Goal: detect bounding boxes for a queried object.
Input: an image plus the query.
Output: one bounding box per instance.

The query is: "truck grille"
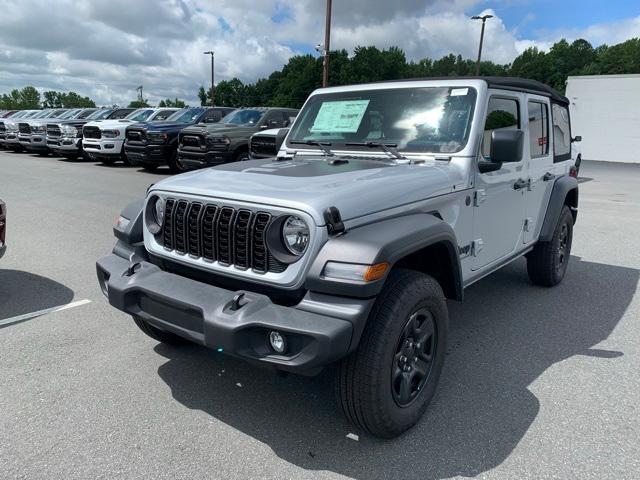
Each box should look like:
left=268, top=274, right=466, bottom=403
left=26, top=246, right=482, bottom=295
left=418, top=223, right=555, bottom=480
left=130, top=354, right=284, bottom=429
left=126, top=128, right=146, bottom=142
left=180, top=133, right=203, bottom=148
left=46, top=124, right=61, bottom=138
left=83, top=126, right=101, bottom=139
left=18, top=123, right=31, bottom=134
left=160, top=198, right=287, bottom=274
left=250, top=135, right=277, bottom=158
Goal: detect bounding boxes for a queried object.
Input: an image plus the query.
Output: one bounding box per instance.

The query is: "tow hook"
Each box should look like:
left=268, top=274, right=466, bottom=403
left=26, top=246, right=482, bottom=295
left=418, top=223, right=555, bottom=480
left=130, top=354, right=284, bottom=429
left=124, top=262, right=141, bottom=277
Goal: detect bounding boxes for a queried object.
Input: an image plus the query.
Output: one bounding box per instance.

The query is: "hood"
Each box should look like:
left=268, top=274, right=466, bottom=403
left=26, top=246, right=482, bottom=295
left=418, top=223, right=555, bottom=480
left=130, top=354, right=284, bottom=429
left=150, top=157, right=454, bottom=226
left=183, top=123, right=256, bottom=137
left=126, top=120, right=190, bottom=131
left=84, top=119, right=135, bottom=131
left=54, top=119, right=92, bottom=128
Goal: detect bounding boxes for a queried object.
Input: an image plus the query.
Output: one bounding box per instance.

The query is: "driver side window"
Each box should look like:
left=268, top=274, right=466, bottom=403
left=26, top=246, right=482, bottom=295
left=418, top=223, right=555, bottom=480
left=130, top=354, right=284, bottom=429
left=482, top=97, right=520, bottom=158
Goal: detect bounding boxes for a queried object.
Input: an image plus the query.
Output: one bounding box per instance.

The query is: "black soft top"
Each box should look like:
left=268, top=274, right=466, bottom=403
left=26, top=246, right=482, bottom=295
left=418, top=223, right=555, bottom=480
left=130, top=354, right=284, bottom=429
left=373, top=76, right=569, bottom=105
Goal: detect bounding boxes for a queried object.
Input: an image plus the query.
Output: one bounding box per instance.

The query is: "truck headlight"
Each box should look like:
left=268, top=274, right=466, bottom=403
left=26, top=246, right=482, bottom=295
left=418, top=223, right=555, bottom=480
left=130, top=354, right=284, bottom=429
left=102, top=129, right=120, bottom=138
left=145, top=195, right=164, bottom=234
left=266, top=215, right=310, bottom=264
left=147, top=131, right=168, bottom=144
left=282, top=215, right=309, bottom=255
left=61, top=125, right=77, bottom=136
left=32, top=125, right=46, bottom=133
left=206, top=136, right=230, bottom=149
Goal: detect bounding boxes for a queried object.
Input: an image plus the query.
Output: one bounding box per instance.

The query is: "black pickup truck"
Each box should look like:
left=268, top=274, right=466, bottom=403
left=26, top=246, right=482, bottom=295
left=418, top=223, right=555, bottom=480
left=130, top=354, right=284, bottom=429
left=124, top=107, right=234, bottom=172
left=176, top=107, right=298, bottom=170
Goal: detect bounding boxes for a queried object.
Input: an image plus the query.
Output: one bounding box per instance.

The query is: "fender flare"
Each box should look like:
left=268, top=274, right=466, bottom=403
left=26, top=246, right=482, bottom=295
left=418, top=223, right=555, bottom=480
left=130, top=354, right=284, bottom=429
left=305, top=213, right=463, bottom=300
left=539, top=175, right=578, bottom=242
left=113, top=199, right=144, bottom=245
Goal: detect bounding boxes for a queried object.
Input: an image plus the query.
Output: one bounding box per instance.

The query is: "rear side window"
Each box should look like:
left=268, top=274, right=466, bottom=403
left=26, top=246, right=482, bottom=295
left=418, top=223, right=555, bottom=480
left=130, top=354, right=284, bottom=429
left=482, top=97, right=520, bottom=158
left=552, top=104, right=571, bottom=162
left=528, top=101, right=549, bottom=158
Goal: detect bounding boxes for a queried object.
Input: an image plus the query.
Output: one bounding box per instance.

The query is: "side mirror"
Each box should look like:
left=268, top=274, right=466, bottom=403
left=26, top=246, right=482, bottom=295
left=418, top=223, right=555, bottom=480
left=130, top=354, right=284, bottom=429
left=571, top=135, right=582, bottom=143
left=490, top=129, right=524, bottom=164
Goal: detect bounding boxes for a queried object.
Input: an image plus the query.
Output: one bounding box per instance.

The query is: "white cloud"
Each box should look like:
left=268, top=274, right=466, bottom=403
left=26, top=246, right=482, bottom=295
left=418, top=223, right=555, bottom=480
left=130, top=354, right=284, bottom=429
left=0, top=0, right=637, bottom=106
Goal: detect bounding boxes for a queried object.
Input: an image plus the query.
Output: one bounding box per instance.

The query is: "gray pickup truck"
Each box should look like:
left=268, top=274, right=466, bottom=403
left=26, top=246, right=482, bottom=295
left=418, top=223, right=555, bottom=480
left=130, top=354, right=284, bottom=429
left=97, top=77, right=579, bottom=438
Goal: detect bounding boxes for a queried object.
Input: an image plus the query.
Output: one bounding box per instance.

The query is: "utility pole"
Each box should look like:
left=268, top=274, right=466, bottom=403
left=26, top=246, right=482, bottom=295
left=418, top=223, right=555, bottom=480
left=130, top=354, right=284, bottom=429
left=471, top=14, right=493, bottom=76
left=322, top=0, right=332, bottom=87
left=203, top=51, right=215, bottom=107
left=136, top=85, right=143, bottom=103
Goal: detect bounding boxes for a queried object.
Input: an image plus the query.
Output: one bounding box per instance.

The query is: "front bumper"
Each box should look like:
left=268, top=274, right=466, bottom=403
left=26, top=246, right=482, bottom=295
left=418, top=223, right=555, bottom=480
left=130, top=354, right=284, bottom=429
left=97, top=253, right=368, bottom=372
left=24, top=133, right=49, bottom=151
left=83, top=139, right=124, bottom=156
left=48, top=136, right=81, bottom=153
left=124, top=143, right=173, bottom=165
left=5, top=133, right=20, bottom=146
left=177, top=147, right=233, bottom=169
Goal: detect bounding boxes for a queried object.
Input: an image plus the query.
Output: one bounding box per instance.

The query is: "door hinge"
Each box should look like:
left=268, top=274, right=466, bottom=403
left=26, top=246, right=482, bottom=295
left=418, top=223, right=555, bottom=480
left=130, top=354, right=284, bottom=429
left=471, top=239, right=484, bottom=257
left=474, top=189, right=486, bottom=207
left=524, top=218, right=533, bottom=232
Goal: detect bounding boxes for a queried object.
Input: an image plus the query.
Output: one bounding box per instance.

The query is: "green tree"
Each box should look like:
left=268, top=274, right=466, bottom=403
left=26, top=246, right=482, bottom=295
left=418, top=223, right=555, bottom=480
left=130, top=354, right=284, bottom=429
left=42, top=91, right=63, bottom=108
left=61, top=91, right=96, bottom=107
left=18, top=86, right=41, bottom=109
left=158, top=98, right=186, bottom=108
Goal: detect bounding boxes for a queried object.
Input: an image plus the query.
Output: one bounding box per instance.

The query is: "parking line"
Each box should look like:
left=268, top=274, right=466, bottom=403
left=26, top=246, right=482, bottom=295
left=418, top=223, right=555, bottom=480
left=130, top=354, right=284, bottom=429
left=0, top=299, right=92, bottom=328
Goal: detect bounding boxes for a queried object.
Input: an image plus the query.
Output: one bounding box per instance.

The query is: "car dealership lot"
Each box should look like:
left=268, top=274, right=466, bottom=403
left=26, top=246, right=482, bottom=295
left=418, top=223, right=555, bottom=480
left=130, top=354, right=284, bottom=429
left=0, top=152, right=638, bottom=479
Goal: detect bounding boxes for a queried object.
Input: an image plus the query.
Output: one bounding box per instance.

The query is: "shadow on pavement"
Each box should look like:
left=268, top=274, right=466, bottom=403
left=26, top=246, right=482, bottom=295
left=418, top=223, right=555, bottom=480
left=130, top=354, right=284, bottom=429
left=0, top=270, right=74, bottom=325
left=154, top=256, right=638, bottom=479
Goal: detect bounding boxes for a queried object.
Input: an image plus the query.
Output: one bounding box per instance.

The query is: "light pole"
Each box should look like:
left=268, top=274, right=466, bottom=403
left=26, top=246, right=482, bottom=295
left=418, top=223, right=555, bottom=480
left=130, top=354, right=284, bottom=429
left=320, top=0, right=332, bottom=87
left=203, top=51, right=215, bottom=107
left=471, top=14, right=493, bottom=76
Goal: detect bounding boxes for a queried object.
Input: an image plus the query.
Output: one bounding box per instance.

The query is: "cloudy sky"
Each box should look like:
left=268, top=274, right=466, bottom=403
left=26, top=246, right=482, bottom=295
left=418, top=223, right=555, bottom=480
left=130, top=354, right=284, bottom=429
left=0, top=0, right=638, bottom=106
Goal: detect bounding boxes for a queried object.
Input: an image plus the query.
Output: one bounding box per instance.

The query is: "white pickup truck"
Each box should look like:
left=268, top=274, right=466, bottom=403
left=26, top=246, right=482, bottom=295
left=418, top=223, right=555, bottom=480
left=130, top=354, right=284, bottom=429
left=82, top=108, right=177, bottom=165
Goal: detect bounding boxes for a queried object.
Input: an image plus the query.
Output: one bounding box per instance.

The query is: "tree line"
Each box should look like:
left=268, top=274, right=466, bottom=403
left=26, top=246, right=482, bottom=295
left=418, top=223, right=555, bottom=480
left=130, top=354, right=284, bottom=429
left=2, top=37, right=638, bottom=111
left=201, top=37, right=640, bottom=109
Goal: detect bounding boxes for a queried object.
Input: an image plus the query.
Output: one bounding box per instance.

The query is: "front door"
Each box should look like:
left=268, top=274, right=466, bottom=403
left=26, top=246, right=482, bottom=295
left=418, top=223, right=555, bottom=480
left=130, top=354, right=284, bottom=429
left=472, top=94, right=526, bottom=270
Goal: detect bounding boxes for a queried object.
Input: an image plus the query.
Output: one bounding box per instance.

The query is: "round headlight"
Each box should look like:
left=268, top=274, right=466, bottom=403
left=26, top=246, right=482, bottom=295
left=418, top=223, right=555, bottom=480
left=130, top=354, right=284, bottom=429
left=281, top=215, right=309, bottom=256
left=145, top=195, right=164, bottom=235
left=154, top=197, right=165, bottom=227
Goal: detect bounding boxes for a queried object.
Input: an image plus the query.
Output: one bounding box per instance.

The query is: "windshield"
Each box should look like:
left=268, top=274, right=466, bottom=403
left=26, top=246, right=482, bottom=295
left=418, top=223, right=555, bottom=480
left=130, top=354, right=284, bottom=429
left=287, top=86, right=478, bottom=154
left=223, top=109, right=265, bottom=126
left=87, top=109, right=113, bottom=120
left=33, top=110, right=51, bottom=118
left=126, top=109, right=154, bottom=121
left=59, top=109, right=81, bottom=119
left=166, top=108, right=204, bottom=123
left=48, top=109, right=67, bottom=118
left=108, top=109, right=134, bottom=120
left=77, top=109, right=97, bottom=119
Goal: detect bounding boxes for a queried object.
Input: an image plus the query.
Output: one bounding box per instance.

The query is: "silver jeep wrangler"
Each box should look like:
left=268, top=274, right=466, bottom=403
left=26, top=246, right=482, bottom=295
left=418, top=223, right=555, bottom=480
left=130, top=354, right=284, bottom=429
left=97, top=77, right=579, bottom=438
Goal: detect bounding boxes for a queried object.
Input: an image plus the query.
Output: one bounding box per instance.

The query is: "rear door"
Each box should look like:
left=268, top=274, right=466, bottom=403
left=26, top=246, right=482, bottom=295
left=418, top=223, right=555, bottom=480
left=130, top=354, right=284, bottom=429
left=523, top=96, right=554, bottom=244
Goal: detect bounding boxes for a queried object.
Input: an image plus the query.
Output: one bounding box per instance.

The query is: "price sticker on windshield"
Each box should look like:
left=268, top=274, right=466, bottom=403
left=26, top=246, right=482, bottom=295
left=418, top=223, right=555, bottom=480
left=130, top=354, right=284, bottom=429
left=310, top=100, right=370, bottom=133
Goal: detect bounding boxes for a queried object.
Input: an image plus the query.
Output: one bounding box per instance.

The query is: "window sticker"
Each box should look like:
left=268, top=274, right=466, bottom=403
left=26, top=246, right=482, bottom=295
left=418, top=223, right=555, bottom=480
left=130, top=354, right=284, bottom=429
left=450, top=88, right=469, bottom=96
left=310, top=100, right=370, bottom=133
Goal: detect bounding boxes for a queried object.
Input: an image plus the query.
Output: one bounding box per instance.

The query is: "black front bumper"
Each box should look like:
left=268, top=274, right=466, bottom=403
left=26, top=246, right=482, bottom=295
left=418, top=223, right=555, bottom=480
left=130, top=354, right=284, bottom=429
left=97, top=253, right=367, bottom=372
left=177, top=147, right=234, bottom=169
left=124, top=143, right=173, bottom=165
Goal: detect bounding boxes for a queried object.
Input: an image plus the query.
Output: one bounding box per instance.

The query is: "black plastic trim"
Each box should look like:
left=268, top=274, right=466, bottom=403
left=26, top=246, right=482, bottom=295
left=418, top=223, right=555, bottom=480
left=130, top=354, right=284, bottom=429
left=113, top=199, right=144, bottom=244
left=538, top=175, right=578, bottom=242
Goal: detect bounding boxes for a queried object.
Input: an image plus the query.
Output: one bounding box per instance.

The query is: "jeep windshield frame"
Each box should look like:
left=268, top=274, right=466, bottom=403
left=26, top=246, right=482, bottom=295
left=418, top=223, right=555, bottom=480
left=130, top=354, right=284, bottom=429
left=286, top=86, right=478, bottom=155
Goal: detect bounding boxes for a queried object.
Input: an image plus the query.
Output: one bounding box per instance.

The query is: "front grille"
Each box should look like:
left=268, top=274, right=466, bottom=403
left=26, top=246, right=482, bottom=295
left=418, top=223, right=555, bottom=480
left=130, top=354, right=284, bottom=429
left=126, top=129, right=146, bottom=142
left=18, top=123, right=31, bottom=134
left=47, top=124, right=61, bottom=138
left=180, top=133, right=203, bottom=148
left=159, top=198, right=287, bottom=274
left=250, top=135, right=277, bottom=157
left=83, top=126, right=101, bottom=139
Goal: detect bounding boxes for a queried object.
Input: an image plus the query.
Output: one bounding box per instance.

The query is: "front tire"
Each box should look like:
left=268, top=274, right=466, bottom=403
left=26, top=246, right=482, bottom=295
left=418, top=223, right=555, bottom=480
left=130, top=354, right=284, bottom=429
left=132, top=315, right=189, bottom=346
left=336, top=269, right=448, bottom=438
left=527, top=205, right=574, bottom=286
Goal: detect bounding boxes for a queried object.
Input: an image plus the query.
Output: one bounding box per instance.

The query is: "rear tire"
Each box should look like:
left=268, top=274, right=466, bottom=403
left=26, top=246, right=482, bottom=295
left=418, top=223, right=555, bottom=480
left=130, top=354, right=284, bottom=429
left=527, top=205, right=574, bottom=286
left=168, top=150, right=186, bottom=173
left=132, top=315, right=189, bottom=346
left=336, top=269, right=448, bottom=438
left=234, top=149, right=250, bottom=162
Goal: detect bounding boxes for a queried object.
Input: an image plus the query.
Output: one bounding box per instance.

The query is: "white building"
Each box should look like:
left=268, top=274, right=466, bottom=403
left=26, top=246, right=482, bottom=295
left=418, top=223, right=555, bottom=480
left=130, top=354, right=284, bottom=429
left=565, top=74, right=640, bottom=163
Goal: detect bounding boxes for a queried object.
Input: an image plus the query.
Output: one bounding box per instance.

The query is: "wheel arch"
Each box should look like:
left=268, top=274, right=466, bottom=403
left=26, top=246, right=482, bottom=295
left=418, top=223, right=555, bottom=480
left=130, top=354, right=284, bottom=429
left=305, top=213, right=463, bottom=301
left=539, top=175, right=579, bottom=242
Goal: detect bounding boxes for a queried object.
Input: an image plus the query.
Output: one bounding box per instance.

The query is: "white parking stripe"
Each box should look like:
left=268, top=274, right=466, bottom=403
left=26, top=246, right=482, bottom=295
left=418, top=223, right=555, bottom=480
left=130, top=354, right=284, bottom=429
left=0, top=299, right=92, bottom=327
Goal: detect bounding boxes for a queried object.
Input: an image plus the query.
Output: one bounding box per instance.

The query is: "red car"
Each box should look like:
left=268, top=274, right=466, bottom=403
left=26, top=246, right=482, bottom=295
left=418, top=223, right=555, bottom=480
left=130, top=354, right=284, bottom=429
left=0, top=199, right=6, bottom=259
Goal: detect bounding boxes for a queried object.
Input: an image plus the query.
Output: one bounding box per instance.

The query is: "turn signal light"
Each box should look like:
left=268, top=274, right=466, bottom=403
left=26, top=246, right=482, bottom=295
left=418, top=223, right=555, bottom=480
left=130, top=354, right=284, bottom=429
left=363, top=262, right=390, bottom=282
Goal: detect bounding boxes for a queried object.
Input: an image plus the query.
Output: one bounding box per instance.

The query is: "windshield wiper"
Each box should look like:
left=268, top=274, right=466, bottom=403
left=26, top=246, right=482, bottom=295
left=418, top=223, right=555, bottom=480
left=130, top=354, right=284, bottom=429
left=289, top=139, right=335, bottom=157
left=345, top=141, right=407, bottom=160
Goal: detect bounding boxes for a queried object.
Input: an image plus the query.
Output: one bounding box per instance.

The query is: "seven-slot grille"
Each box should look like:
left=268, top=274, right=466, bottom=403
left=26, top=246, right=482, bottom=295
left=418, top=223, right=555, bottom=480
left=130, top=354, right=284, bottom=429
left=250, top=135, right=277, bottom=157
left=83, top=126, right=101, bottom=139
left=18, top=123, right=31, bottom=134
left=159, top=198, right=287, bottom=274
left=46, top=124, right=61, bottom=138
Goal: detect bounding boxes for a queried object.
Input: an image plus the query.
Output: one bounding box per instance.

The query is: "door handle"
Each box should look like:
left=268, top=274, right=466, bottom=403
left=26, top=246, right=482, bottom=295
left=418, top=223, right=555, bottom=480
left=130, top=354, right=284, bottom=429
left=543, top=172, right=555, bottom=181
left=513, top=178, right=530, bottom=190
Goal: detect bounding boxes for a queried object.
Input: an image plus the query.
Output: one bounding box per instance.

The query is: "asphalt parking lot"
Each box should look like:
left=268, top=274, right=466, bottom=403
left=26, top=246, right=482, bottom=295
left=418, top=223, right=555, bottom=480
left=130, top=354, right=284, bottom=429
left=0, top=151, right=638, bottom=480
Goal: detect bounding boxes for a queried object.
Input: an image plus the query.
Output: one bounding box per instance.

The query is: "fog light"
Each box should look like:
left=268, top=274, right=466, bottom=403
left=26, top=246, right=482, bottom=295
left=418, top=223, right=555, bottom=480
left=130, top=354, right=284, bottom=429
left=269, top=331, right=287, bottom=354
